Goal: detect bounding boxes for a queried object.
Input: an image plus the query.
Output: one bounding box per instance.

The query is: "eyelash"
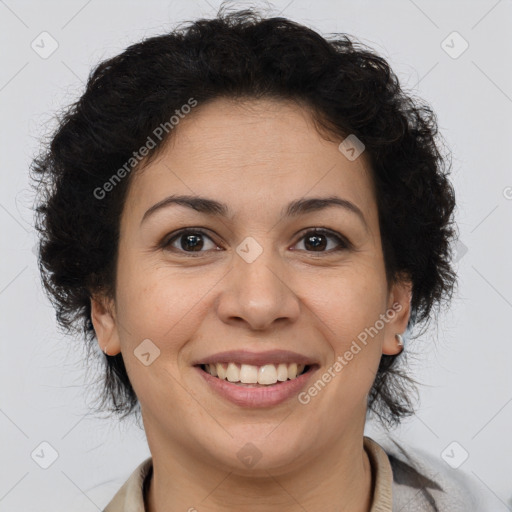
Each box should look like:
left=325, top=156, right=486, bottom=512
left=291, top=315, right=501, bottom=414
left=161, top=228, right=352, bottom=256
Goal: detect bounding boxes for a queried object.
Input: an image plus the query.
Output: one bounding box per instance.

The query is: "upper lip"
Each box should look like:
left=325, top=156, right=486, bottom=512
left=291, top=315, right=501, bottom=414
left=192, top=350, right=318, bottom=367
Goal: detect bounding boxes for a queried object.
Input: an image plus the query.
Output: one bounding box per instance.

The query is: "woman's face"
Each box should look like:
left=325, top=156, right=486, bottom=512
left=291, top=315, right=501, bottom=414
left=92, top=97, right=411, bottom=473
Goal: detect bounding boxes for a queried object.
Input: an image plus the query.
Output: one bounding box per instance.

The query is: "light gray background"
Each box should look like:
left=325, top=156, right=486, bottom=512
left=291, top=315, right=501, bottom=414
left=1, top=0, right=511, bottom=510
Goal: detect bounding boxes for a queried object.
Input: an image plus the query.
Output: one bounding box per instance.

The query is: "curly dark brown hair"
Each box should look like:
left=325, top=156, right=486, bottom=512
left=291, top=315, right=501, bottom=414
left=31, top=5, right=457, bottom=427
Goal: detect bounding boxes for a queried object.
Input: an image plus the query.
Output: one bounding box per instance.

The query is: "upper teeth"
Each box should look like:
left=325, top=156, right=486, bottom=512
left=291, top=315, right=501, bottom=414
left=205, top=363, right=306, bottom=385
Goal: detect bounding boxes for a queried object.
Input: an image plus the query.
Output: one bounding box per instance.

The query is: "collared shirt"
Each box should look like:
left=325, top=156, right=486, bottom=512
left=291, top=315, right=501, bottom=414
left=103, top=436, right=393, bottom=512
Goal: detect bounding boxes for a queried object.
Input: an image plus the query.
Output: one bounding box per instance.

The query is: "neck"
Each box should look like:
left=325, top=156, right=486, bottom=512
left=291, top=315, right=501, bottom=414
left=145, top=432, right=374, bottom=512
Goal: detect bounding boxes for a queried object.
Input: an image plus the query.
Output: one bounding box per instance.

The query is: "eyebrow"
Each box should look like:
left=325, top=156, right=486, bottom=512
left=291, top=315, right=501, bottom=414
left=141, top=194, right=368, bottom=229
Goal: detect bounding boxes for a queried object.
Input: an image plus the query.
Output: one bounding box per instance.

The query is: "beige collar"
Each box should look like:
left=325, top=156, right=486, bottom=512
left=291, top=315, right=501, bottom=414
left=364, top=436, right=393, bottom=511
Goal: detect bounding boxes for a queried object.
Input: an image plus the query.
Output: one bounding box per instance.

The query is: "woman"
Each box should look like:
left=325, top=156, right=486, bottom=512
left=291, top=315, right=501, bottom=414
left=31, top=5, right=491, bottom=511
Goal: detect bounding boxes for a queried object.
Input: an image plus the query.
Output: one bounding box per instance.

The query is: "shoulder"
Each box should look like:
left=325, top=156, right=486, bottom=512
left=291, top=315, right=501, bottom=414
left=373, top=434, right=495, bottom=511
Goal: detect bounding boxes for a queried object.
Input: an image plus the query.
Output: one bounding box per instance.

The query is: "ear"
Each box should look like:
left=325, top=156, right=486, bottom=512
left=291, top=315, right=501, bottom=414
left=90, top=294, right=121, bottom=356
left=382, top=276, right=412, bottom=356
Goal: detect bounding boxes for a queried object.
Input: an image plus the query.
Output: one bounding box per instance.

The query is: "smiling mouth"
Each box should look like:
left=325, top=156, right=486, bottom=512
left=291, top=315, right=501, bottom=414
left=197, top=362, right=314, bottom=387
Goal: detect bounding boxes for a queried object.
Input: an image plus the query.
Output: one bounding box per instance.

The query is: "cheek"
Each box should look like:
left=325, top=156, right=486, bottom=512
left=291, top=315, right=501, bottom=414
left=307, top=266, right=388, bottom=394
left=314, top=267, right=388, bottom=338
left=112, top=262, right=209, bottom=411
left=295, top=272, right=388, bottom=428
left=116, top=250, right=185, bottom=333
left=114, top=255, right=220, bottom=360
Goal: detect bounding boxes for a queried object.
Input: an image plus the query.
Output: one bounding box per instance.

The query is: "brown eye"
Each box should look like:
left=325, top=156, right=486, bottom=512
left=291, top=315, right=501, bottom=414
left=294, top=229, right=349, bottom=253
left=163, top=229, right=218, bottom=254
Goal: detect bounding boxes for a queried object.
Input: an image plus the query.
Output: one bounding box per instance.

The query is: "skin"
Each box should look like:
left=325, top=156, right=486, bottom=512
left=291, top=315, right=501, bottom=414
left=92, top=97, right=412, bottom=512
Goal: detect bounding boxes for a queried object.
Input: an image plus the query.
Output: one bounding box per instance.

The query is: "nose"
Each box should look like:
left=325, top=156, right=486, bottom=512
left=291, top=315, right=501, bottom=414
left=215, top=247, right=301, bottom=331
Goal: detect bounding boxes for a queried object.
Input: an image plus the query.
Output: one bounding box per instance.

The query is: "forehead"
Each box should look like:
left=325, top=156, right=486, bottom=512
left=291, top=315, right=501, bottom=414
left=125, top=97, right=376, bottom=223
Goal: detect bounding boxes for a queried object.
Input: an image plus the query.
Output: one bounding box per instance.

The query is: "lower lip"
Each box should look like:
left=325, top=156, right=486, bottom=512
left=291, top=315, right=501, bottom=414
left=195, top=365, right=318, bottom=408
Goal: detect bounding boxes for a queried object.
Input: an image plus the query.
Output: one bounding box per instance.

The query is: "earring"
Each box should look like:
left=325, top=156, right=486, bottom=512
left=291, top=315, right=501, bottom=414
left=395, top=333, right=404, bottom=353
